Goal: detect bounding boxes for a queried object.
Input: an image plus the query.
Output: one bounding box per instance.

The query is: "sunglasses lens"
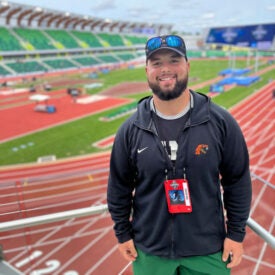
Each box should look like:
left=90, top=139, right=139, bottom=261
left=146, top=35, right=185, bottom=58
left=166, top=36, right=182, bottom=48
left=147, top=37, right=162, bottom=51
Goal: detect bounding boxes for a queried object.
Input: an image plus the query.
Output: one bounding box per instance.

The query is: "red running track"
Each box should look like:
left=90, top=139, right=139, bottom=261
left=0, top=89, right=131, bottom=142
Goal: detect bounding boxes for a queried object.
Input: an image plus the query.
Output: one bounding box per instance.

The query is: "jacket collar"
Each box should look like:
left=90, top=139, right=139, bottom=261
left=135, top=90, right=211, bottom=130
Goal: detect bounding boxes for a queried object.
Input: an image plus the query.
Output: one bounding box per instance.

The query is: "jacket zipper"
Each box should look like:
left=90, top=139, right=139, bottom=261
left=139, top=119, right=188, bottom=258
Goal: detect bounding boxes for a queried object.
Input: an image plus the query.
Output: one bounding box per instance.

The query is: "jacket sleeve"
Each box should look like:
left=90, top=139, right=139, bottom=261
left=219, top=111, right=252, bottom=242
left=107, top=123, right=136, bottom=243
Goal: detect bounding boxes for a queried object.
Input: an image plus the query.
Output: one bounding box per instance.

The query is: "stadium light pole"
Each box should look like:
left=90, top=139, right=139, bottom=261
left=246, top=49, right=251, bottom=67
left=254, top=50, right=259, bottom=73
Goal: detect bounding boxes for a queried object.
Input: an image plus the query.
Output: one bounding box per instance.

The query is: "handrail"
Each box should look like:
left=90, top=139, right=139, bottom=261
left=246, top=217, right=275, bottom=249
left=0, top=204, right=274, bottom=249
left=251, top=172, right=275, bottom=189
left=0, top=205, right=108, bottom=232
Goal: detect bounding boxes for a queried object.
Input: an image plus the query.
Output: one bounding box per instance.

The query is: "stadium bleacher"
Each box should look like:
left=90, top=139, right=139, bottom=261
left=13, top=28, right=55, bottom=50
left=0, top=21, right=273, bottom=78
left=6, top=60, right=47, bottom=74
left=0, top=27, right=24, bottom=51
left=0, top=25, right=151, bottom=77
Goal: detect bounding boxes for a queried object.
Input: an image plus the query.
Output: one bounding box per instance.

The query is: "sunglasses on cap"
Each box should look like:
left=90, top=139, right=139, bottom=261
left=145, top=35, right=187, bottom=59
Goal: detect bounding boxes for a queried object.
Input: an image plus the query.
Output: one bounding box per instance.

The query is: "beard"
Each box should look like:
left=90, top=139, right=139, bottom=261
left=148, top=75, right=188, bottom=101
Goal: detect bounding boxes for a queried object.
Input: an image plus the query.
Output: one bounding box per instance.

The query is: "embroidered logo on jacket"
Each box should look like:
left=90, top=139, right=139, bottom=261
left=195, top=144, right=209, bottom=155
left=137, top=147, right=148, bottom=154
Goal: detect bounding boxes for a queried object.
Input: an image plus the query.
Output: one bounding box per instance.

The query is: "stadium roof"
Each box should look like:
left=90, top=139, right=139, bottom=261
left=2, top=0, right=275, bottom=34
left=0, top=1, right=173, bottom=34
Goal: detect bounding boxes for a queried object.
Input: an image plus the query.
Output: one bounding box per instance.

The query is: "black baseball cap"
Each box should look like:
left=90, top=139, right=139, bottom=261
left=145, top=35, right=187, bottom=60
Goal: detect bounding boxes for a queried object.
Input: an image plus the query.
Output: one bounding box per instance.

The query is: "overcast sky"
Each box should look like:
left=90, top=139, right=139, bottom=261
left=9, top=0, right=275, bottom=33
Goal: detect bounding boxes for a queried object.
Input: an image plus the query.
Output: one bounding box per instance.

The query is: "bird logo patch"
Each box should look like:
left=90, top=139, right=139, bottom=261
left=195, top=144, right=209, bottom=155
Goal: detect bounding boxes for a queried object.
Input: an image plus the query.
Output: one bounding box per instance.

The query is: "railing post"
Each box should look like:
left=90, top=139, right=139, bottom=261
left=247, top=217, right=275, bottom=249
left=0, top=245, right=24, bottom=274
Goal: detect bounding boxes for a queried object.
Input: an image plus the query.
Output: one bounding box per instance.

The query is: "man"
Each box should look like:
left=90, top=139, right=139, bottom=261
left=107, top=34, right=252, bottom=274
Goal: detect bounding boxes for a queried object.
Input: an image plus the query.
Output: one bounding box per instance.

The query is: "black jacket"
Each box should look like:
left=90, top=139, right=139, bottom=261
left=107, top=91, right=252, bottom=258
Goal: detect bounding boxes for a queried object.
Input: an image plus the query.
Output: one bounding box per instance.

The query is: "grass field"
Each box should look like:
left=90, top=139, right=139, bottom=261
left=0, top=58, right=273, bottom=166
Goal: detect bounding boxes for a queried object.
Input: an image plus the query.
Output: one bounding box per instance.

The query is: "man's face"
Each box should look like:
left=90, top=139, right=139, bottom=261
left=145, top=49, right=190, bottom=101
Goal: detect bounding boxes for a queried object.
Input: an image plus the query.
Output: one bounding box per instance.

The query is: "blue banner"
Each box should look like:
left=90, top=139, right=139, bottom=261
left=205, top=23, right=275, bottom=50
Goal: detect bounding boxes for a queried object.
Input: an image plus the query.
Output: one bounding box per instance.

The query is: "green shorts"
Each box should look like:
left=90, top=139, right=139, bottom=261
left=133, top=248, right=230, bottom=275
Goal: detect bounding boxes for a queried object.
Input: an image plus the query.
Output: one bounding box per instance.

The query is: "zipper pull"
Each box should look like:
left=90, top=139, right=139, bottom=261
left=173, top=166, right=176, bottom=177
left=165, top=169, right=168, bottom=180
left=183, top=167, right=187, bottom=179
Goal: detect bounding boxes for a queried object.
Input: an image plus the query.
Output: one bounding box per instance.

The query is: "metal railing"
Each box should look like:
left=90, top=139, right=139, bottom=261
left=0, top=205, right=108, bottom=232
left=0, top=172, right=274, bottom=274
left=0, top=204, right=274, bottom=249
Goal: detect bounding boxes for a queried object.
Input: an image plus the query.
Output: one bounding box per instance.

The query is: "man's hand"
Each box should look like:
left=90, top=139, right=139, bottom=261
left=222, top=237, right=244, bottom=268
left=118, top=239, right=138, bottom=262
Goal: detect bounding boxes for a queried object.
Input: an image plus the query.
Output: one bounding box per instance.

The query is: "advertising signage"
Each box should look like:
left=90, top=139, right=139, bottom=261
left=205, top=23, right=275, bottom=50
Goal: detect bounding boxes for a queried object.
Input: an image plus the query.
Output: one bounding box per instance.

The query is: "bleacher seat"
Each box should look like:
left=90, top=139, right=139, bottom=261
left=124, top=35, right=147, bottom=45
left=72, top=56, right=100, bottom=66
left=43, top=59, right=77, bottom=69
left=97, top=54, right=120, bottom=63
left=71, top=31, right=103, bottom=48
left=0, top=27, right=23, bottom=51
left=0, top=65, right=10, bottom=76
left=6, top=61, right=47, bottom=74
left=13, top=28, right=55, bottom=50
left=45, top=30, right=80, bottom=49
left=116, top=52, right=137, bottom=61
left=97, top=33, right=125, bottom=47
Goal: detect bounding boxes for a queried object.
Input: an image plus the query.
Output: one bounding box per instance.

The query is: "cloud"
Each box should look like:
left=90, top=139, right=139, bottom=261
left=128, top=6, right=147, bottom=17
left=127, top=3, right=167, bottom=22
left=266, top=5, right=275, bottom=10
left=227, top=17, right=238, bottom=23
left=202, top=12, right=215, bottom=19
left=91, top=0, right=116, bottom=11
